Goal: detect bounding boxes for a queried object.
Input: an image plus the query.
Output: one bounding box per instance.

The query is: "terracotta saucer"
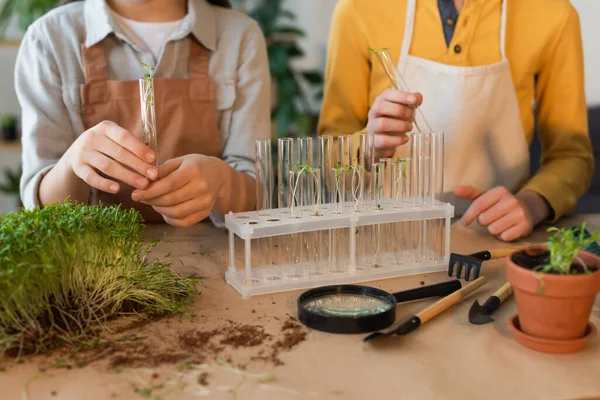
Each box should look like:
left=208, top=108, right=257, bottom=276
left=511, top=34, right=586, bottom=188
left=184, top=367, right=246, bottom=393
left=508, top=314, right=597, bottom=354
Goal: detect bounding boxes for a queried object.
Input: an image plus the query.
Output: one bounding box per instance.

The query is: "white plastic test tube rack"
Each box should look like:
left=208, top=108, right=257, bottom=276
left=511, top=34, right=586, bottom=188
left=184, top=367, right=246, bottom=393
left=225, top=133, right=453, bottom=298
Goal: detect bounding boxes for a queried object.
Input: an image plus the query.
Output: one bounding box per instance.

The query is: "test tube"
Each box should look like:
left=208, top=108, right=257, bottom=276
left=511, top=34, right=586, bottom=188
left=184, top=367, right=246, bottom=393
left=372, top=49, right=432, bottom=134
left=251, top=139, right=273, bottom=281
left=297, top=137, right=313, bottom=208
left=278, top=138, right=295, bottom=211
left=338, top=134, right=354, bottom=206
left=255, top=139, right=273, bottom=215
left=317, top=135, right=334, bottom=206
left=371, top=162, right=385, bottom=211
left=354, top=133, right=373, bottom=270
left=429, top=132, right=445, bottom=262
left=392, top=158, right=410, bottom=209
left=429, top=132, right=444, bottom=205
left=391, top=160, right=411, bottom=265
left=139, top=78, right=158, bottom=166
left=277, top=138, right=295, bottom=279
left=359, top=132, right=374, bottom=204
left=369, top=162, right=386, bottom=269
left=410, top=133, right=425, bottom=206
left=307, top=169, right=327, bottom=276
left=330, top=164, right=348, bottom=274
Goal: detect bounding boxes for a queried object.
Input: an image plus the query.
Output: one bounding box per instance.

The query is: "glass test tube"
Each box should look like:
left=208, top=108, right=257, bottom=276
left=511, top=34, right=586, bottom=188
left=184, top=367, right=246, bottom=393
left=317, top=135, right=334, bottom=206
left=255, top=139, right=273, bottom=271
left=307, top=168, right=327, bottom=276
left=429, top=132, right=445, bottom=261
left=278, top=138, right=295, bottom=211
left=372, top=49, right=432, bottom=134
left=354, top=133, right=375, bottom=270
left=358, top=132, right=374, bottom=207
left=368, top=162, right=386, bottom=269
left=338, top=134, right=354, bottom=206
left=331, top=136, right=350, bottom=273
left=255, top=139, right=273, bottom=215
left=316, top=137, right=333, bottom=276
left=139, top=78, right=158, bottom=166
left=420, top=133, right=432, bottom=262
left=408, top=134, right=423, bottom=263
left=430, top=132, right=444, bottom=204
left=393, top=159, right=411, bottom=266
left=410, top=133, right=425, bottom=206
left=277, top=138, right=295, bottom=279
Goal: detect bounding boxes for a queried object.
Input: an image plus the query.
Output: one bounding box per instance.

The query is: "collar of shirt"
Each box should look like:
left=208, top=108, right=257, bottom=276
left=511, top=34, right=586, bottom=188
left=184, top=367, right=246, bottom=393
left=83, top=0, right=216, bottom=51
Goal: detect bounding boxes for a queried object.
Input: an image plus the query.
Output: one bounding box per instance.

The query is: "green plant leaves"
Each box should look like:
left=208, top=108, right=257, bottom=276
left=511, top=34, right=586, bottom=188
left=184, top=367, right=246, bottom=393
left=544, top=222, right=600, bottom=275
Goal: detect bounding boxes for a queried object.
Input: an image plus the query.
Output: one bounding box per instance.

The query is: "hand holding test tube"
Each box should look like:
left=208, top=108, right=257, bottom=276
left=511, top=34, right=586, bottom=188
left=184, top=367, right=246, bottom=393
left=369, top=48, right=432, bottom=134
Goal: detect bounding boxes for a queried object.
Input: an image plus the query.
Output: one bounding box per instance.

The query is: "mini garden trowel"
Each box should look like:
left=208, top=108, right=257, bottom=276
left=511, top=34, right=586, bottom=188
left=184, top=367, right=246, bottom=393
left=468, top=282, right=513, bottom=325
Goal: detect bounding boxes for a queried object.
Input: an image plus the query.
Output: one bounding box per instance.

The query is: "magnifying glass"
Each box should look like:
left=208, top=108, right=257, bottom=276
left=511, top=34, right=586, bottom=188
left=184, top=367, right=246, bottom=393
left=297, top=280, right=462, bottom=334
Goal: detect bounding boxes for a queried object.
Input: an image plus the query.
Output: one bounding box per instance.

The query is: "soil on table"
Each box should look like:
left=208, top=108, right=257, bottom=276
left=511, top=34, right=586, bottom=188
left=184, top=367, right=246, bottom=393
left=1, top=313, right=309, bottom=372
left=512, top=250, right=599, bottom=275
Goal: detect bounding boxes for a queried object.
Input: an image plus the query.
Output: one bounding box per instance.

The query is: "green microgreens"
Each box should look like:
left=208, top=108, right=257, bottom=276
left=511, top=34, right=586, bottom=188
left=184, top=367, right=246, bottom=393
left=0, top=201, right=198, bottom=359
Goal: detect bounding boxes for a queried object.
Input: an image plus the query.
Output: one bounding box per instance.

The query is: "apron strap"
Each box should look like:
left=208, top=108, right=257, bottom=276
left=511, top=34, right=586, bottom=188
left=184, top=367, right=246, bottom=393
left=81, top=33, right=108, bottom=83
left=399, top=0, right=417, bottom=61
left=188, top=37, right=211, bottom=78
left=499, top=0, right=508, bottom=61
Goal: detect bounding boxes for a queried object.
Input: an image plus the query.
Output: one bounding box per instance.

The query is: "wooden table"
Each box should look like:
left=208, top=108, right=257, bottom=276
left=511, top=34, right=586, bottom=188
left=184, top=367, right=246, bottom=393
left=2, top=215, right=599, bottom=400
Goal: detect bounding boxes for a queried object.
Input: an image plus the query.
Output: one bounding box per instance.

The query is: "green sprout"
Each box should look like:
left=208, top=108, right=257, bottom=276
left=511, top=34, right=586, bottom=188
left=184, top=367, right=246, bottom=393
left=141, top=63, right=154, bottom=105
left=332, top=163, right=349, bottom=214
left=289, top=163, right=322, bottom=218
left=349, top=160, right=364, bottom=212
left=0, top=201, right=198, bottom=359
left=537, top=222, right=600, bottom=275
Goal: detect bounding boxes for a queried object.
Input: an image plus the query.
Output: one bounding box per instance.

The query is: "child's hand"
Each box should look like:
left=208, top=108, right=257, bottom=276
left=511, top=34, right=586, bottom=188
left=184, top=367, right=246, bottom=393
left=367, top=89, right=422, bottom=159
left=67, top=120, right=159, bottom=193
left=456, top=186, right=549, bottom=242
left=131, top=154, right=223, bottom=227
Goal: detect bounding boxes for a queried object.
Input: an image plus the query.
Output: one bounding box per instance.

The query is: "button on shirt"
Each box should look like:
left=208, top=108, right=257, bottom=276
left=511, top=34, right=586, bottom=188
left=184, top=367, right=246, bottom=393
left=15, top=0, right=271, bottom=218
left=438, top=0, right=459, bottom=47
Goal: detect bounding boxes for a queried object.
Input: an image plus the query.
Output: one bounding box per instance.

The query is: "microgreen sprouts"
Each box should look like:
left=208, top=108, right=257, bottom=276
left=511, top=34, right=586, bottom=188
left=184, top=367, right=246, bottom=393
left=140, top=63, right=158, bottom=165
left=349, top=160, right=364, bottom=212
left=0, top=201, right=198, bottom=359
left=536, top=222, right=600, bottom=275
left=289, top=162, right=321, bottom=218
left=393, top=158, right=408, bottom=207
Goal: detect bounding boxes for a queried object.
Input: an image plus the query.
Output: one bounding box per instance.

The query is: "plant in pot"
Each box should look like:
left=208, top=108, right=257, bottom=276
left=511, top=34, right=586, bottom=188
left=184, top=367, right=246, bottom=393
left=0, top=115, right=18, bottom=142
left=506, top=223, right=600, bottom=353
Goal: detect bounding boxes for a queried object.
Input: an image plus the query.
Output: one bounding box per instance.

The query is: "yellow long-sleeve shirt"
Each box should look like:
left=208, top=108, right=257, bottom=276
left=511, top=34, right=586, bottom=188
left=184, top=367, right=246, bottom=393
left=317, top=0, right=594, bottom=222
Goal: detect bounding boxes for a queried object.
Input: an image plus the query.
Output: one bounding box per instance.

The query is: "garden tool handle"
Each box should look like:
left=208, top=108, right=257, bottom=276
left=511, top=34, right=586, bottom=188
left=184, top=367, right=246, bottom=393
left=493, top=282, right=514, bottom=303
left=392, top=279, right=462, bottom=303
left=416, top=277, right=486, bottom=324
left=471, top=244, right=544, bottom=261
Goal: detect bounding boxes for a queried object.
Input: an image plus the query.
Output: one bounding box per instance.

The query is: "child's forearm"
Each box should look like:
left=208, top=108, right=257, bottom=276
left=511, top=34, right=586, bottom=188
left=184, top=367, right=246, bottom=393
left=213, top=160, right=257, bottom=218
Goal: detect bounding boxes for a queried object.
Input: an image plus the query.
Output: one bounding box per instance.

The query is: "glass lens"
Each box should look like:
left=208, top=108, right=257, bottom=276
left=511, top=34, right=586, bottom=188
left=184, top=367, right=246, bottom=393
left=302, top=293, right=393, bottom=317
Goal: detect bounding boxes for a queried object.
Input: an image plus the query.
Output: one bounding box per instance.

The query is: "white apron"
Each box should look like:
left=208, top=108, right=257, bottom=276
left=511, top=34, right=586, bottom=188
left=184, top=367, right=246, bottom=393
left=397, top=0, right=530, bottom=216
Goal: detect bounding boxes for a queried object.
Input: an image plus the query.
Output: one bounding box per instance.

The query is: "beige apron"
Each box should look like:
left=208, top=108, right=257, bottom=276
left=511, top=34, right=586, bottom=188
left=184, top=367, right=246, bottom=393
left=396, top=0, right=531, bottom=216
left=80, top=35, right=223, bottom=222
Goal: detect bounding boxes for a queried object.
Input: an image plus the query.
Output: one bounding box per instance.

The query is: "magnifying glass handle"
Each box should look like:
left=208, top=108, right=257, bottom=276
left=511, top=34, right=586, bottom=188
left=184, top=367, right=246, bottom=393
left=392, top=279, right=462, bottom=303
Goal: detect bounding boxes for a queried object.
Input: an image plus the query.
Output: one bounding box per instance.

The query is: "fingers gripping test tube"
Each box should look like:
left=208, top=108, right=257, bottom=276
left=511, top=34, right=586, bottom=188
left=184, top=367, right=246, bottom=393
left=371, top=48, right=432, bottom=134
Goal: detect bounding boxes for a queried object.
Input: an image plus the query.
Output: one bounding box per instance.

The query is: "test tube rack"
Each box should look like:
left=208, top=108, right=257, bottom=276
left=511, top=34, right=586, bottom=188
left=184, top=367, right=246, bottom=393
left=225, top=132, right=451, bottom=298
left=225, top=201, right=453, bottom=298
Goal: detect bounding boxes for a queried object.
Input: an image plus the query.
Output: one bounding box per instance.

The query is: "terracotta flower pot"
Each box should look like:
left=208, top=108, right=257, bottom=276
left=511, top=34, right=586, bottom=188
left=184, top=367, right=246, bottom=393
left=506, top=246, right=600, bottom=341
